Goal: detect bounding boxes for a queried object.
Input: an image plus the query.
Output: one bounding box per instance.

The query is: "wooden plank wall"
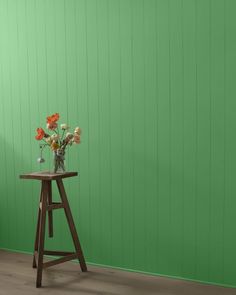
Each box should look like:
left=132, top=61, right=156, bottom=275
left=0, top=0, right=235, bottom=288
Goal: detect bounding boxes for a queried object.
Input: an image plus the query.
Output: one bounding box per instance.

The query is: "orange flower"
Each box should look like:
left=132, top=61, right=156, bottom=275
left=51, top=141, right=59, bottom=151
left=35, top=128, right=45, bottom=140
left=47, top=113, right=59, bottom=124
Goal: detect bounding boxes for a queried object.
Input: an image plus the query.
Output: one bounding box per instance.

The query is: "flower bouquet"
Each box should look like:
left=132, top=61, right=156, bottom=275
left=35, top=113, right=82, bottom=173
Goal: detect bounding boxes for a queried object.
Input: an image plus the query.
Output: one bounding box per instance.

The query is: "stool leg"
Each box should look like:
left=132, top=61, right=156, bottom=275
left=47, top=181, right=53, bottom=238
left=56, top=179, right=87, bottom=272
left=33, top=184, right=43, bottom=268
left=36, top=180, right=48, bottom=288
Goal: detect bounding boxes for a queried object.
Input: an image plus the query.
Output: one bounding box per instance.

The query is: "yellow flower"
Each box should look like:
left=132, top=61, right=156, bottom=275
left=51, top=141, right=59, bottom=151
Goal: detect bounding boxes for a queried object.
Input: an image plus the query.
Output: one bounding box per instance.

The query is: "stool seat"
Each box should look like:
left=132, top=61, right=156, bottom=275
left=20, top=171, right=87, bottom=288
left=20, top=171, right=78, bottom=180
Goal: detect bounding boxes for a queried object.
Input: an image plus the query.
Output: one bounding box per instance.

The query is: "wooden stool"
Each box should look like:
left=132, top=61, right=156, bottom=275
left=20, top=171, right=87, bottom=288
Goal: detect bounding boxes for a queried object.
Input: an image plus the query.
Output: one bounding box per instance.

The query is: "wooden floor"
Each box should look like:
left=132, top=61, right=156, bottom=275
left=0, top=250, right=236, bottom=295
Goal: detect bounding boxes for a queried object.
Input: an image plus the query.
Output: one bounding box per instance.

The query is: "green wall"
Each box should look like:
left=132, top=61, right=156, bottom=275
left=0, top=0, right=236, bottom=288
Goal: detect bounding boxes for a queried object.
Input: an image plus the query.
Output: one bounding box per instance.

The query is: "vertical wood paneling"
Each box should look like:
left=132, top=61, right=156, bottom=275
left=0, top=0, right=236, bottom=288
left=7, top=2, right=23, bottom=252
left=224, top=0, right=236, bottom=286
left=182, top=0, right=197, bottom=279
left=96, top=0, right=113, bottom=266
left=195, top=0, right=211, bottom=282
left=86, top=0, right=100, bottom=262
left=132, top=0, right=146, bottom=271
left=0, top=0, right=9, bottom=250
left=144, top=0, right=158, bottom=273
left=209, top=0, right=225, bottom=283
left=6, top=0, right=18, bottom=251
left=108, top=0, right=123, bottom=267
left=119, top=0, right=134, bottom=268
left=74, top=0, right=91, bottom=263
left=156, top=0, right=171, bottom=275
left=169, top=0, right=184, bottom=276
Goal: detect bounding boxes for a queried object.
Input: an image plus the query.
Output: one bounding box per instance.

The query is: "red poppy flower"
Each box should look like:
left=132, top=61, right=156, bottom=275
left=35, top=128, right=45, bottom=140
left=47, top=113, right=59, bottom=124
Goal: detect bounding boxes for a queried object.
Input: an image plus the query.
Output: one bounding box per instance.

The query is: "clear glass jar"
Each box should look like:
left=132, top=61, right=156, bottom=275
left=53, top=149, right=66, bottom=173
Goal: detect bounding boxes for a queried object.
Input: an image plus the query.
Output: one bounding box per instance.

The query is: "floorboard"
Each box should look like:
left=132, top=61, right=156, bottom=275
left=0, top=250, right=235, bottom=295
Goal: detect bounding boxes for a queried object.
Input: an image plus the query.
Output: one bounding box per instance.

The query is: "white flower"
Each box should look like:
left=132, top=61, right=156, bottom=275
left=45, top=137, right=52, bottom=144
left=74, top=127, right=82, bottom=135
left=51, top=134, right=60, bottom=141
left=60, top=123, right=69, bottom=130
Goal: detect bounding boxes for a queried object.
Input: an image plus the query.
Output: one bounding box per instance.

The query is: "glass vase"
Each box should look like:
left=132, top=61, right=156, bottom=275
left=53, top=149, right=66, bottom=173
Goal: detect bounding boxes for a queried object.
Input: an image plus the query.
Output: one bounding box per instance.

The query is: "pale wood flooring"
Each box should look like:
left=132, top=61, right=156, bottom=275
left=0, top=250, right=235, bottom=295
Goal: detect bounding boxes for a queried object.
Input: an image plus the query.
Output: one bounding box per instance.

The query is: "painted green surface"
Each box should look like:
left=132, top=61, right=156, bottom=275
left=0, top=0, right=236, bottom=288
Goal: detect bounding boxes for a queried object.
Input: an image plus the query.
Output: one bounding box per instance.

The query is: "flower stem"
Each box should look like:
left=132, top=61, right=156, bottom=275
left=42, top=139, right=50, bottom=146
left=61, top=130, right=65, bottom=142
